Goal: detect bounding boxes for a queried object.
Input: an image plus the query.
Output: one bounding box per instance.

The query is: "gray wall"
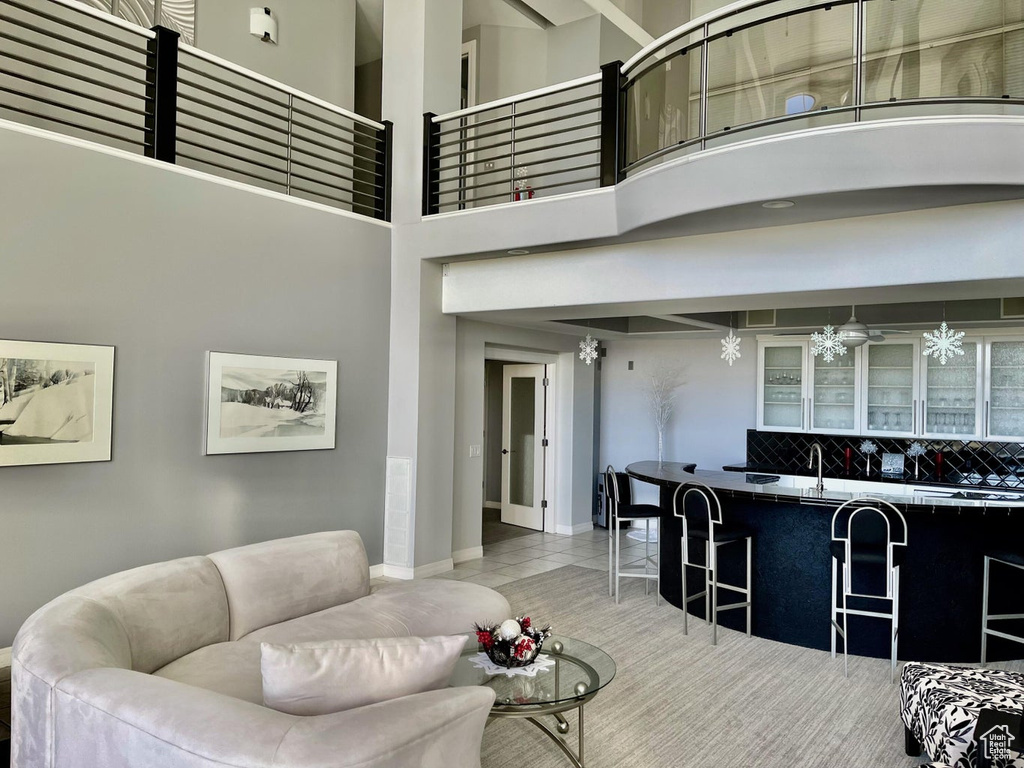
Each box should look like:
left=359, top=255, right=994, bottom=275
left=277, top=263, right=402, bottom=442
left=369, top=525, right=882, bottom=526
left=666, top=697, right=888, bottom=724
left=599, top=337, right=756, bottom=504
left=355, top=58, right=383, bottom=122
left=197, top=0, right=356, bottom=108
left=0, top=125, right=391, bottom=645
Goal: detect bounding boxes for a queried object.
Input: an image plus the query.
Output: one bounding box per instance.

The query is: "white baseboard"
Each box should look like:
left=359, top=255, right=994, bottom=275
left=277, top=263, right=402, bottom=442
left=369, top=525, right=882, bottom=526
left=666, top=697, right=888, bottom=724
left=555, top=522, right=595, bottom=536
left=369, top=564, right=385, bottom=579
left=483, top=501, right=501, bottom=510
left=382, top=558, right=454, bottom=580
left=453, top=546, right=484, bottom=563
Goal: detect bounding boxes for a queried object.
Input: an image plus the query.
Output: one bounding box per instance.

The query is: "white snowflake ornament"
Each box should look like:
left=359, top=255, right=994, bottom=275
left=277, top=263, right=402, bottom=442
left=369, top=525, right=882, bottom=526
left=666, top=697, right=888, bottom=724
left=923, top=321, right=965, bottom=365
left=721, top=330, right=741, bottom=366
left=810, top=325, right=848, bottom=363
left=579, top=334, right=598, bottom=365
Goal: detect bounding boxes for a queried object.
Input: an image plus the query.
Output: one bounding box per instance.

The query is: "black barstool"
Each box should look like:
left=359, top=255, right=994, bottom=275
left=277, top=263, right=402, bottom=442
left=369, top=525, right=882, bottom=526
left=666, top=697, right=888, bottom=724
left=673, top=482, right=753, bottom=645
left=605, top=466, right=660, bottom=605
left=829, top=497, right=907, bottom=683
left=981, top=551, right=1024, bottom=665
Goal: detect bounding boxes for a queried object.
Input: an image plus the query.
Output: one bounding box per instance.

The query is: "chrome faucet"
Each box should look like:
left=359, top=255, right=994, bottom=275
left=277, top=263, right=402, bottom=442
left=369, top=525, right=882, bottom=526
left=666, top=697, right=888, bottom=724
left=808, top=443, right=824, bottom=495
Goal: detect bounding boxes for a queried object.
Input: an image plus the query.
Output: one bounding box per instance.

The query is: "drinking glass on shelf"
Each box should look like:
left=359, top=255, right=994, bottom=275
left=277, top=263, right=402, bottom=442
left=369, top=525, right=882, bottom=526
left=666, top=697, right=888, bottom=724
left=882, top=413, right=890, bottom=430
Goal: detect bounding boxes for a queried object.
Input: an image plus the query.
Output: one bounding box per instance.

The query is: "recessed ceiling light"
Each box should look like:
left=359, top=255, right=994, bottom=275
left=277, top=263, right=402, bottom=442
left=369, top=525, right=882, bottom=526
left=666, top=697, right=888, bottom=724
left=762, top=200, right=795, bottom=209
left=507, top=249, right=530, bottom=255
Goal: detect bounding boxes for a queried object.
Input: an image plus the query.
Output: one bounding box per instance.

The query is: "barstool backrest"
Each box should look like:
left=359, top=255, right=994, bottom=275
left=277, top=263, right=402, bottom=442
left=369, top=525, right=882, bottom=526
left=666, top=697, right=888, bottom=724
left=604, top=466, right=633, bottom=521
left=831, top=497, right=908, bottom=598
left=672, top=482, right=724, bottom=538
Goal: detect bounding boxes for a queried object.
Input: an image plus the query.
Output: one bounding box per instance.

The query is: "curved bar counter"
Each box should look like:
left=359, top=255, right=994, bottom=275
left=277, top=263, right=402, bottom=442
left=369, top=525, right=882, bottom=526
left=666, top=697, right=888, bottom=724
left=626, top=462, right=1024, bottom=663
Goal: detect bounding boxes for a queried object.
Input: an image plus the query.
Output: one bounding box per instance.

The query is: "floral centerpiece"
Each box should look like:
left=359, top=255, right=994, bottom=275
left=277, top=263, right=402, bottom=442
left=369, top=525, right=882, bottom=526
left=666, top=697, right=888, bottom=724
left=475, top=616, right=552, bottom=668
left=859, top=439, right=878, bottom=474
left=907, top=441, right=927, bottom=479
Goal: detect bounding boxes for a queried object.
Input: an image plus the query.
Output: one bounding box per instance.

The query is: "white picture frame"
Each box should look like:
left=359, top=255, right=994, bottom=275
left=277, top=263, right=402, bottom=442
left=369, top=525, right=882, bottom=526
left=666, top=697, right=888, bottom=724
left=205, top=352, right=337, bottom=455
left=0, top=340, right=115, bottom=467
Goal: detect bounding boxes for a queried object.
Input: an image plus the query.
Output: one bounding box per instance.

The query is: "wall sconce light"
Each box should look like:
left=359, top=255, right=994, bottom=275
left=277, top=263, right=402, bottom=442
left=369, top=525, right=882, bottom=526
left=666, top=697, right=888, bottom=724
left=250, top=7, right=278, bottom=44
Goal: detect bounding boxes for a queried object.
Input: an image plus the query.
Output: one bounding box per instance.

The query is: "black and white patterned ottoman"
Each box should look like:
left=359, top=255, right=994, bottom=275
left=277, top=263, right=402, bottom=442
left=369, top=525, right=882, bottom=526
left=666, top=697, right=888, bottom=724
left=901, top=662, right=1024, bottom=768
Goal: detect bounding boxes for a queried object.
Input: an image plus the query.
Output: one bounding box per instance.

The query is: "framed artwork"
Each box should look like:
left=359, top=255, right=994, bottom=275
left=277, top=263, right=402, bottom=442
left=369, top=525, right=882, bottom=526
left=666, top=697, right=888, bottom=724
left=0, top=340, right=115, bottom=467
left=881, top=452, right=906, bottom=477
left=205, top=352, right=337, bottom=455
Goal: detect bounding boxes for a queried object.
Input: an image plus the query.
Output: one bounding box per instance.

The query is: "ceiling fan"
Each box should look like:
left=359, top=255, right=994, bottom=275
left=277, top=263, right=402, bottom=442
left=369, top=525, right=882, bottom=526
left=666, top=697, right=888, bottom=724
left=774, top=306, right=911, bottom=347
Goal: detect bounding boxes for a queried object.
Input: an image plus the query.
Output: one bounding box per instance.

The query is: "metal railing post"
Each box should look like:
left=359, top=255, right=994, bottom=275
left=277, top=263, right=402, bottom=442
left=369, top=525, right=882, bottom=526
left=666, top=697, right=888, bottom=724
left=854, top=0, right=865, bottom=120
left=145, top=25, right=179, bottom=163
left=285, top=94, right=293, bottom=193
left=699, top=23, right=710, bottom=150
left=377, top=119, right=393, bottom=221
left=422, top=112, right=440, bottom=216
left=599, top=60, right=625, bottom=186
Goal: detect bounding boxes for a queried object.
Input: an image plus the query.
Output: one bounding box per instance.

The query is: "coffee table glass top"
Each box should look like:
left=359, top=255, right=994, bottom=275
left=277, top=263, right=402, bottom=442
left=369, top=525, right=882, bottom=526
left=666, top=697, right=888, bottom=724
left=449, top=634, right=615, bottom=708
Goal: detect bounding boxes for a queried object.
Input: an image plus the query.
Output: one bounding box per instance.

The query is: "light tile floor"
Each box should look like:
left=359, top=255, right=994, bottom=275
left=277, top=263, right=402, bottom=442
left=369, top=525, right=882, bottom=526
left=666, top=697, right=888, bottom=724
left=370, top=526, right=656, bottom=589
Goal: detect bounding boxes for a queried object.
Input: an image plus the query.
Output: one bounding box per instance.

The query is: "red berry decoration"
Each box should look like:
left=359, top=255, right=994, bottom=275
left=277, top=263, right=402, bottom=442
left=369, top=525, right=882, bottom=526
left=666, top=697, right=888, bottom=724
left=520, top=616, right=531, bottom=630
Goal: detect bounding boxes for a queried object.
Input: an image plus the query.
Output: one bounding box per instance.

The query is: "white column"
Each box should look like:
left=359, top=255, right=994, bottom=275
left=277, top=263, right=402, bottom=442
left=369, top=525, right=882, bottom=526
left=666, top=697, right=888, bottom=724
left=381, top=0, right=463, bottom=575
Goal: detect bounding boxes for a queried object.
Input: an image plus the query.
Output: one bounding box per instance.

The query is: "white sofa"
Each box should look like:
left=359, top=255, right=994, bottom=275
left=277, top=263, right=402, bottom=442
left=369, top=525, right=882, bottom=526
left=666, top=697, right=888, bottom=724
left=11, top=531, right=512, bottom=768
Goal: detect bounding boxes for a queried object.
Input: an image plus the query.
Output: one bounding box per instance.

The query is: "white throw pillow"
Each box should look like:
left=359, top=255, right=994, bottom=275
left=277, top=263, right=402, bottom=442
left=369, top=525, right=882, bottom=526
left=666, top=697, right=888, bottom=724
left=260, top=635, right=468, bottom=716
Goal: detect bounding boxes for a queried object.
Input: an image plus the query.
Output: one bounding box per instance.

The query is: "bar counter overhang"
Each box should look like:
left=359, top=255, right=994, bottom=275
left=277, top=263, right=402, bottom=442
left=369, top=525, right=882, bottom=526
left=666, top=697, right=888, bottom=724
left=626, top=462, right=1024, bottom=663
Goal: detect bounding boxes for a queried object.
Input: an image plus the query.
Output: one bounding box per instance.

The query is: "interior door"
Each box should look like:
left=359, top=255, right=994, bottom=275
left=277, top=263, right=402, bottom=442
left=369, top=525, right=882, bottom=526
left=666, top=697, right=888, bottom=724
left=501, top=364, right=546, bottom=531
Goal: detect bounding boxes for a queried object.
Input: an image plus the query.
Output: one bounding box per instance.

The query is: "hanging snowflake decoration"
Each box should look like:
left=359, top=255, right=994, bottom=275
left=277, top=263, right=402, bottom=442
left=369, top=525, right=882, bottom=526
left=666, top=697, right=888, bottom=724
left=721, top=330, right=741, bottom=366
left=810, top=325, right=848, bottom=363
left=578, top=334, right=598, bottom=365
left=922, top=321, right=965, bottom=365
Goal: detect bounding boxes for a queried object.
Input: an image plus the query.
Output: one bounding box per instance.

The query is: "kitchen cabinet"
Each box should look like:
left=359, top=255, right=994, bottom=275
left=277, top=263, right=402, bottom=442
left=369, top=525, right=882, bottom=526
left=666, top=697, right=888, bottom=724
left=922, top=340, right=983, bottom=440
left=984, top=338, right=1024, bottom=440
left=860, top=341, right=920, bottom=438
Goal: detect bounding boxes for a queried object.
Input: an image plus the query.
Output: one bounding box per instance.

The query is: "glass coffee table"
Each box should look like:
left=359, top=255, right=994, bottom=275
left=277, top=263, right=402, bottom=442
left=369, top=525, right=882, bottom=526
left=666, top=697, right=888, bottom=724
left=449, top=634, right=615, bottom=768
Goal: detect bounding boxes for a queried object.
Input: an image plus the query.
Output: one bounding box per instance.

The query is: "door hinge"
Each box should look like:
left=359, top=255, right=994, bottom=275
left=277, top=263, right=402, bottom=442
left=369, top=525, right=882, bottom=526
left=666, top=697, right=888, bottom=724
left=541, top=499, right=548, bottom=509
left=542, top=438, right=549, bottom=447
left=542, top=377, right=550, bottom=387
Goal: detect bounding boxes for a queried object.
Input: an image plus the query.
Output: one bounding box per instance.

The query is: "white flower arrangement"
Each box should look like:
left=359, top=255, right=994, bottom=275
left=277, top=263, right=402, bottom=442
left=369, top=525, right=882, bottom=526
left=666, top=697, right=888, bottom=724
left=859, top=440, right=878, bottom=455
left=907, top=441, right=927, bottom=458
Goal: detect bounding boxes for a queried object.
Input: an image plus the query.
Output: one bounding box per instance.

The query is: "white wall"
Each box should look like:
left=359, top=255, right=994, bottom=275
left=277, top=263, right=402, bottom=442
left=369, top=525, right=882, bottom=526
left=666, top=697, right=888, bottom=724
left=197, top=0, right=356, bottom=108
left=0, top=123, right=391, bottom=645
left=599, top=337, right=755, bottom=504
left=453, top=319, right=597, bottom=553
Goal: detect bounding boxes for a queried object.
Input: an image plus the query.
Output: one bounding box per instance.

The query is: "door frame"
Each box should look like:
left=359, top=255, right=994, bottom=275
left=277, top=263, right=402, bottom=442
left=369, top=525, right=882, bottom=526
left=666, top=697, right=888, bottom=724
left=500, top=363, right=548, bottom=531
left=485, top=348, right=559, bottom=535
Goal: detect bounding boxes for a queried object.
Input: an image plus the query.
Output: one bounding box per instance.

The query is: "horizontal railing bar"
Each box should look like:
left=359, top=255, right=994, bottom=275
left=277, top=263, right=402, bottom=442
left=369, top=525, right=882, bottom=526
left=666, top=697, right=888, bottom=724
left=0, top=99, right=144, bottom=145
left=438, top=161, right=601, bottom=196
left=289, top=148, right=383, bottom=180
left=291, top=102, right=383, bottom=142
left=178, top=59, right=287, bottom=110
left=439, top=175, right=599, bottom=207
left=0, top=81, right=145, bottom=131
left=434, top=132, right=598, bottom=167
left=433, top=72, right=601, bottom=123
left=289, top=129, right=367, bottom=165
left=289, top=170, right=381, bottom=202
left=621, top=136, right=702, bottom=175
left=0, top=64, right=150, bottom=117
left=177, top=137, right=286, bottom=175
left=177, top=88, right=288, bottom=132
left=0, top=46, right=145, bottom=99
left=177, top=120, right=290, bottom=163
left=176, top=106, right=289, bottom=147
left=15, top=0, right=156, bottom=40
left=179, top=42, right=384, bottom=130
left=707, top=0, right=855, bottom=46
left=626, top=41, right=697, bottom=87
left=0, top=11, right=150, bottom=69
left=177, top=150, right=284, bottom=187
left=290, top=116, right=374, bottom=154
left=436, top=92, right=600, bottom=137
left=434, top=121, right=601, bottom=162
left=290, top=182, right=378, bottom=213
left=4, top=0, right=151, bottom=53
left=436, top=106, right=601, bottom=149
left=438, top=147, right=600, bottom=185
left=0, top=30, right=149, bottom=85
left=289, top=155, right=384, bottom=187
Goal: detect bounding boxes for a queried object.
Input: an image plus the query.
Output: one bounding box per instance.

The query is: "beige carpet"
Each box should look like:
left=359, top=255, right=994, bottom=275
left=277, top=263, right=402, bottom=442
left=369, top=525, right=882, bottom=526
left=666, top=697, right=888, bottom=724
left=483, top=564, right=916, bottom=768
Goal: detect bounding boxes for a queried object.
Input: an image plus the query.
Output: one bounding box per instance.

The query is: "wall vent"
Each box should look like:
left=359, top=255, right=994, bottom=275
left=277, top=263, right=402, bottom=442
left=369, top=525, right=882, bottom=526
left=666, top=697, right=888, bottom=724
left=384, top=456, right=413, bottom=567
left=746, top=309, right=777, bottom=328
left=1001, top=298, right=1024, bottom=319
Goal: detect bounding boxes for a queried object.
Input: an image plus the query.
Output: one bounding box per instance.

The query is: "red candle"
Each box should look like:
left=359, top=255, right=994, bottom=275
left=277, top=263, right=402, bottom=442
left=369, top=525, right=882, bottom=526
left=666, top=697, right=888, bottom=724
left=844, top=447, right=851, bottom=473
left=936, top=452, right=943, bottom=479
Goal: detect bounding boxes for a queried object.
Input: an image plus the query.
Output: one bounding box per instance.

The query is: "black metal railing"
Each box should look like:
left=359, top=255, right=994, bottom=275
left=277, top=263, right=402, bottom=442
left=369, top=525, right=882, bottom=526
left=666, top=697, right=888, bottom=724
left=424, top=0, right=1024, bottom=214
left=0, top=0, right=391, bottom=220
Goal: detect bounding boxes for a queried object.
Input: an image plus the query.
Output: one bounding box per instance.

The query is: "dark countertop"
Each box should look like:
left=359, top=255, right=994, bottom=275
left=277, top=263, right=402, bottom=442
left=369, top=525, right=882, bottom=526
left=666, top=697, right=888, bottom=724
left=627, top=461, right=1024, bottom=510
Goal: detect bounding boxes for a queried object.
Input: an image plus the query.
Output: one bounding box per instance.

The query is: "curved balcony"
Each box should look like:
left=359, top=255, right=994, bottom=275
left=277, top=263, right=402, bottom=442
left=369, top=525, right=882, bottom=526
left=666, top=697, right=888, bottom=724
left=424, top=0, right=1024, bottom=217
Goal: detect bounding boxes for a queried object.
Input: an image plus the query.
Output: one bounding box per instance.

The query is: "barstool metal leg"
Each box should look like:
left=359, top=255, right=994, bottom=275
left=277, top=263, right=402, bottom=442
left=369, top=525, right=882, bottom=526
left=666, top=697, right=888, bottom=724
left=681, top=538, right=689, bottom=635
left=981, top=555, right=991, bottom=666
left=746, top=536, right=753, bottom=638
left=656, top=534, right=661, bottom=606
left=645, top=520, right=651, bottom=596
left=711, top=541, right=720, bottom=646
left=842, top=563, right=849, bottom=679
left=704, top=540, right=711, bottom=626
left=830, top=558, right=838, bottom=659
left=608, top=525, right=613, bottom=598
left=891, top=565, right=900, bottom=684
left=614, top=516, right=620, bottom=605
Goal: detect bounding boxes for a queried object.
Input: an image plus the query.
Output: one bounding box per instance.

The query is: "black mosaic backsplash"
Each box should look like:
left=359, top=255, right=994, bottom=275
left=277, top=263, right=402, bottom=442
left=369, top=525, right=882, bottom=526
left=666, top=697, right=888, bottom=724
left=745, top=430, right=1024, bottom=489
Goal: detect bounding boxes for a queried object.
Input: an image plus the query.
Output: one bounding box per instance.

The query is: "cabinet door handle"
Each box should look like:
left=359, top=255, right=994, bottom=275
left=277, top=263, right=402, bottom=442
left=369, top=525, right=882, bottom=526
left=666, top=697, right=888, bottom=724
left=985, top=400, right=990, bottom=437
left=912, top=399, right=917, bottom=434
left=801, top=398, right=806, bottom=430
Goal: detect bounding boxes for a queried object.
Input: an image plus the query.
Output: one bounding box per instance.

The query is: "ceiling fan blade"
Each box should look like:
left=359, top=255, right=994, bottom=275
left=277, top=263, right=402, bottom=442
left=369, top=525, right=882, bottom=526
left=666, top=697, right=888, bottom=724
left=771, top=332, right=812, bottom=337
left=872, top=329, right=911, bottom=335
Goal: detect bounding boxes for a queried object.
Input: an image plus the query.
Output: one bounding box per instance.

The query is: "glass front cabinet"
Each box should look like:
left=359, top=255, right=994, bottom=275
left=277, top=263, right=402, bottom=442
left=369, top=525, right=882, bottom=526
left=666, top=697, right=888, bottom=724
left=757, top=332, right=1024, bottom=441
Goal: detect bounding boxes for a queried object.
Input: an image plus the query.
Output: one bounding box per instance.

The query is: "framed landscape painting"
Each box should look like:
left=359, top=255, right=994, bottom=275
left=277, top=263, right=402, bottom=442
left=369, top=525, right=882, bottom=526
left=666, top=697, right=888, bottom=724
left=205, top=352, right=337, bottom=455
left=0, top=340, right=115, bottom=467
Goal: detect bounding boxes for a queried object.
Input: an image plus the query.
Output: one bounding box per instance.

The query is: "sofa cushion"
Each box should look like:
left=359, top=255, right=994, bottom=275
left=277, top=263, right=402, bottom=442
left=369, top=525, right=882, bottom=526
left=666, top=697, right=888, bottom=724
left=241, top=579, right=512, bottom=646
left=260, top=635, right=468, bottom=715
left=68, top=556, right=230, bottom=674
left=152, top=642, right=264, bottom=705
left=209, top=531, right=370, bottom=640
